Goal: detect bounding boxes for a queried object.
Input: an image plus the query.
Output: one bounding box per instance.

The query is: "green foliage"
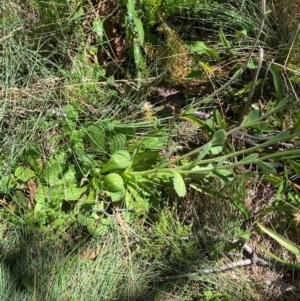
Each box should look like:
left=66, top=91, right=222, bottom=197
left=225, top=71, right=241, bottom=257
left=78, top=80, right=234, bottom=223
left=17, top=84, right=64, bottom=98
left=202, top=290, right=231, bottom=301
left=126, top=0, right=148, bottom=87
left=6, top=97, right=297, bottom=235
left=1, top=0, right=300, bottom=299
left=138, top=0, right=212, bottom=25
left=185, top=41, right=220, bottom=60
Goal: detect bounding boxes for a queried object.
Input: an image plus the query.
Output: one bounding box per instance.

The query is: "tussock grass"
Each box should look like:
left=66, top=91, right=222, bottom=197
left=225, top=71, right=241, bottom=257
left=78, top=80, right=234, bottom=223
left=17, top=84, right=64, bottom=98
left=0, top=208, right=257, bottom=301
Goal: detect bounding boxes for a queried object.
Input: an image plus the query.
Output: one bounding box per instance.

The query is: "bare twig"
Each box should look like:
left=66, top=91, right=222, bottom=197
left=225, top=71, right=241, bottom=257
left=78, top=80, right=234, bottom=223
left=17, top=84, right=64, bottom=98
left=240, top=48, right=264, bottom=122
left=0, top=27, right=23, bottom=42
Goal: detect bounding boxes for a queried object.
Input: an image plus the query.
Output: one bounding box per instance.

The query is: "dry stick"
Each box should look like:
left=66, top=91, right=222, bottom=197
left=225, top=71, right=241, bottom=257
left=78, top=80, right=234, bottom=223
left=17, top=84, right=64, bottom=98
left=0, top=27, right=23, bottom=42
left=284, top=21, right=300, bottom=68
left=104, top=220, right=298, bottom=283
left=182, top=0, right=268, bottom=112
left=156, top=240, right=299, bottom=282
left=239, top=48, right=264, bottom=122
left=155, top=241, right=257, bottom=282
left=271, top=62, right=300, bottom=75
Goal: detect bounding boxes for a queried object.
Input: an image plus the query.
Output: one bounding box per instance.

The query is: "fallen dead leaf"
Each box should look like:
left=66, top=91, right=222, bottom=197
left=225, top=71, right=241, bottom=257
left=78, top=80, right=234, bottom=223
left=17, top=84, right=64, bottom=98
left=80, top=245, right=102, bottom=260
left=27, top=178, right=37, bottom=206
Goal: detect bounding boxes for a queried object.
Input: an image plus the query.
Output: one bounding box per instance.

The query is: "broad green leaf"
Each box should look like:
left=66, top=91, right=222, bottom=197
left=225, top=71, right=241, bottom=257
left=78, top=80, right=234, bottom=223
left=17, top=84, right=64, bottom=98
left=93, top=18, right=104, bottom=41
left=241, top=109, right=262, bottom=126
left=269, top=65, right=283, bottom=103
left=238, top=230, right=251, bottom=240
left=43, top=161, right=61, bottom=186
left=21, top=145, right=41, bottom=171
left=125, top=184, right=150, bottom=211
left=109, top=133, right=126, bottom=154
left=257, top=222, right=300, bottom=255
left=229, top=198, right=250, bottom=218
left=103, top=173, right=124, bottom=202
left=205, top=118, right=215, bottom=132
left=85, top=123, right=105, bottom=152
left=288, top=191, right=300, bottom=204
left=273, top=96, right=290, bottom=111
left=21, top=278, right=34, bottom=290
left=88, top=46, right=97, bottom=55
left=213, top=109, right=226, bottom=130
left=132, top=151, right=160, bottom=165
left=231, top=67, right=243, bottom=80
left=288, top=160, right=300, bottom=176
left=191, top=162, right=202, bottom=172
left=77, top=211, right=96, bottom=227
left=247, top=59, right=257, bottom=69
left=64, top=185, right=87, bottom=201
left=206, top=49, right=220, bottom=60
left=216, top=157, right=226, bottom=167
left=133, top=159, right=159, bottom=171
left=210, top=130, right=225, bottom=155
left=197, top=142, right=212, bottom=160
left=127, top=0, right=144, bottom=43
left=234, top=29, right=247, bottom=40
left=43, top=160, right=76, bottom=186
left=70, top=5, right=84, bottom=21
left=142, top=136, right=167, bottom=150
left=260, top=245, right=300, bottom=268
left=133, top=15, right=144, bottom=44
left=113, top=125, right=135, bottom=140
left=133, top=41, right=142, bottom=64
left=181, top=114, right=205, bottom=127
left=268, top=131, right=290, bottom=143
left=190, top=184, right=227, bottom=198
left=89, top=216, right=113, bottom=236
left=122, top=210, right=136, bottom=223
left=108, top=190, right=124, bottom=203
left=219, top=27, right=231, bottom=49
left=34, top=202, right=44, bottom=215
left=103, top=173, right=124, bottom=192
left=264, top=175, right=282, bottom=185
left=185, top=41, right=220, bottom=60
left=133, top=42, right=143, bottom=87
left=209, top=146, right=222, bottom=155
left=101, top=150, right=131, bottom=173
left=47, top=186, right=64, bottom=203
left=211, top=129, right=226, bottom=145
left=77, top=210, right=110, bottom=236
left=185, top=41, right=208, bottom=53
left=61, top=165, right=77, bottom=183
left=196, top=163, right=215, bottom=171
left=257, top=160, right=277, bottom=174
left=78, top=152, right=94, bottom=170
left=13, top=190, right=28, bottom=207
left=35, top=183, right=47, bottom=204
left=14, top=166, right=35, bottom=182
left=186, top=70, right=204, bottom=79
left=239, top=153, right=259, bottom=163
left=86, top=189, right=96, bottom=202
left=173, top=172, right=186, bottom=197
left=234, top=79, right=263, bottom=95
left=212, top=169, right=234, bottom=183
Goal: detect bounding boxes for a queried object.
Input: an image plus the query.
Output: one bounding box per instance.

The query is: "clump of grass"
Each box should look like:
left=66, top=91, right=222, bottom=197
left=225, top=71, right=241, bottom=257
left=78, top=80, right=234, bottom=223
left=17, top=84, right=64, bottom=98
left=0, top=222, right=158, bottom=300
left=0, top=209, right=257, bottom=301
